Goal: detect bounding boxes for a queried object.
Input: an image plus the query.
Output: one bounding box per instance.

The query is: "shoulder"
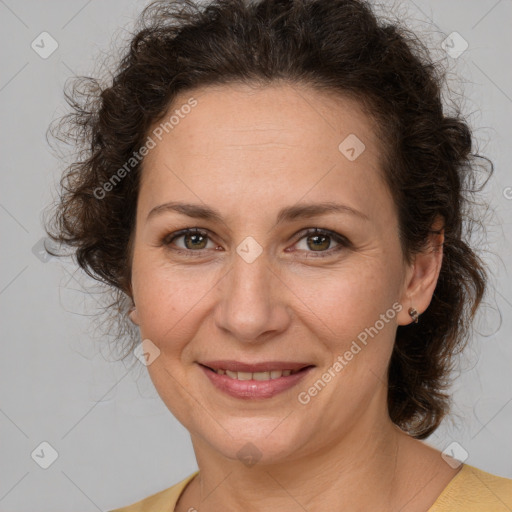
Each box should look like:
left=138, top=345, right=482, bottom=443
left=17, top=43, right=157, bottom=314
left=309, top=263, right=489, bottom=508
left=108, top=471, right=199, bottom=512
left=428, top=463, right=512, bottom=511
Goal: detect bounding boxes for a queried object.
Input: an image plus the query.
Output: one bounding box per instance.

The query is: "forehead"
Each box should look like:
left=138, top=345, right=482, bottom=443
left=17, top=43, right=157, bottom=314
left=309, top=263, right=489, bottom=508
left=146, top=81, right=383, bottom=161
left=138, top=82, right=391, bottom=223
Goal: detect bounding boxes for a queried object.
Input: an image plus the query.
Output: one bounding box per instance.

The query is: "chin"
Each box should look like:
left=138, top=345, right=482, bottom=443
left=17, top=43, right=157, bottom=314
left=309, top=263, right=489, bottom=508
left=193, top=415, right=315, bottom=466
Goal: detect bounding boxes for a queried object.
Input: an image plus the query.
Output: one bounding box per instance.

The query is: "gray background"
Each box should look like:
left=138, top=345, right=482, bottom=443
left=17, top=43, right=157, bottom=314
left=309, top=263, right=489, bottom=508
left=0, top=0, right=511, bottom=510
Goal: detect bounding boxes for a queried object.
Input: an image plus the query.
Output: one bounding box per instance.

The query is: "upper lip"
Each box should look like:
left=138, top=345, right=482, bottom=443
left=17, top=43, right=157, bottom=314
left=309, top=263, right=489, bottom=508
left=199, top=360, right=314, bottom=372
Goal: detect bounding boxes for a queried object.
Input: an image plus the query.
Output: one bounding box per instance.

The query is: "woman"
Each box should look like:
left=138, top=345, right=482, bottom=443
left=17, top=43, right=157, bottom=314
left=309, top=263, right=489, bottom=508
left=47, top=0, right=512, bottom=510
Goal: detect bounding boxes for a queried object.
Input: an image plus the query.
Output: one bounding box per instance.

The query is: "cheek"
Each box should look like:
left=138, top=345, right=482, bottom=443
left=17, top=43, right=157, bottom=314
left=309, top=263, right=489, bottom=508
left=130, top=251, right=219, bottom=348
left=298, top=261, right=402, bottom=406
left=296, top=267, right=400, bottom=417
left=296, top=259, right=400, bottom=342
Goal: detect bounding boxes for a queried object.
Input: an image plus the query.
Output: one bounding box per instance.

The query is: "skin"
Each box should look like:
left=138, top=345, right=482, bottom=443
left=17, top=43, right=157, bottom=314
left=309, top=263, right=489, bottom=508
left=128, top=82, right=458, bottom=512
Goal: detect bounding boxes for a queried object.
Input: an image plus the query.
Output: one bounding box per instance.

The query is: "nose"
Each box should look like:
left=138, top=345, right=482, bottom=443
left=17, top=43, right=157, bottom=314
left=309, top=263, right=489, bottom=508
left=213, top=247, right=292, bottom=343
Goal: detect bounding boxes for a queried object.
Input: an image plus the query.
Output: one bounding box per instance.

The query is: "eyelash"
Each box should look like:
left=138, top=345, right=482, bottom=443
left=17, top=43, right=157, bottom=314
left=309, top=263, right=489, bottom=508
left=161, top=227, right=350, bottom=258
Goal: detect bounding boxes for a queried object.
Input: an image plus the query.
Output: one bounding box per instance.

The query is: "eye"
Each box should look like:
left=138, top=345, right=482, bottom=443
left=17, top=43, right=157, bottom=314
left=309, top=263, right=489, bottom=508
left=161, top=227, right=350, bottom=258
left=162, top=228, right=218, bottom=255
left=289, top=228, right=350, bottom=257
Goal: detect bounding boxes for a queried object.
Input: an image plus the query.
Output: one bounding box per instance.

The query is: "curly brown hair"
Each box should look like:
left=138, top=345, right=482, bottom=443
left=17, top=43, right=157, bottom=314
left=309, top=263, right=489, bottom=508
left=46, top=0, right=492, bottom=439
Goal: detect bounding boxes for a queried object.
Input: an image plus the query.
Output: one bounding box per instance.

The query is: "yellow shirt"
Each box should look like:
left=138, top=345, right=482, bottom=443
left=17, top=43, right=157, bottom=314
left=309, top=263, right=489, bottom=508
left=109, top=463, right=512, bottom=511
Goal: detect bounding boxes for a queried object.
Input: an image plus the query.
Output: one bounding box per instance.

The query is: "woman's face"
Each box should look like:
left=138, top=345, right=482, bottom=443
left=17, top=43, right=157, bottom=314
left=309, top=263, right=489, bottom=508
left=129, top=83, right=422, bottom=464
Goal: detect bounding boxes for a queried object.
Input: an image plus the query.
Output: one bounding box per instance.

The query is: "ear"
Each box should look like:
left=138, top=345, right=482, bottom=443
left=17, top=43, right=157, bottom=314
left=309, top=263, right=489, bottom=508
left=397, top=216, right=444, bottom=326
left=128, top=306, right=140, bottom=325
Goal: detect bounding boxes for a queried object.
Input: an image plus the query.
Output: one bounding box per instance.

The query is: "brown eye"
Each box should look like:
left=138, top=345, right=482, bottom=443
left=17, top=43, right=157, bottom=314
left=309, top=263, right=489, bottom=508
left=162, top=227, right=349, bottom=258
left=306, top=232, right=331, bottom=251
left=292, top=228, right=350, bottom=257
left=163, top=228, right=215, bottom=253
left=182, top=231, right=208, bottom=250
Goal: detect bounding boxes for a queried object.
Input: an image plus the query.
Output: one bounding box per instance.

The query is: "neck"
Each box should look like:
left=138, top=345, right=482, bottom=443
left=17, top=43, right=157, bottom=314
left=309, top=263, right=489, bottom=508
left=179, top=401, right=441, bottom=511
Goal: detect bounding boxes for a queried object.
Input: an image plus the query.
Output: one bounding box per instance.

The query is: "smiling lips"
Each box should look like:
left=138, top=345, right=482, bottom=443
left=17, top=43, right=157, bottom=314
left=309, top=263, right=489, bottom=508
left=199, top=360, right=314, bottom=399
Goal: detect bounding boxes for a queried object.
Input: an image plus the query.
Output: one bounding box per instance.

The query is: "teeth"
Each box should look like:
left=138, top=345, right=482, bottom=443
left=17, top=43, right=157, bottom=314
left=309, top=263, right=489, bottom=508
left=215, top=368, right=298, bottom=380
left=253, top=371, right=270, bottom=381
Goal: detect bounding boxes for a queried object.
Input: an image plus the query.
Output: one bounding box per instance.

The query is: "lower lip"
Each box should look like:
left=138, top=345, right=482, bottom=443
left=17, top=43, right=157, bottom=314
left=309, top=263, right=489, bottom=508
left=199, top=365, right=314, bottom=399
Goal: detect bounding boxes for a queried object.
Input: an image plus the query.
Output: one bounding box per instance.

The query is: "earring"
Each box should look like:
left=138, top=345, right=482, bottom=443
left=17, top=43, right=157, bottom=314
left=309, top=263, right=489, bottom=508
left=408, top=307, right=419, bottom=324
left=128, top=306, right=137, bottom=324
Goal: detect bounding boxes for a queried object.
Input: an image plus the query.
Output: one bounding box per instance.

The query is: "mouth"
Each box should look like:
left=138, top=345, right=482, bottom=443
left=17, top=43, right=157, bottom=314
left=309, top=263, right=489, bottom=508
left=199, top=359, right=313, bottom=378
left=198, top=360, right=315, bottom=399
left=200, top=365, right=309, bottom=380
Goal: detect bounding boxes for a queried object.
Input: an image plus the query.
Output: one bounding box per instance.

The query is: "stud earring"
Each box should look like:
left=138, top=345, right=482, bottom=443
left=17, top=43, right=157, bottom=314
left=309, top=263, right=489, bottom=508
left=408, top=307, right=419, bottom=324
left=128, top=306, right=137, bottom=324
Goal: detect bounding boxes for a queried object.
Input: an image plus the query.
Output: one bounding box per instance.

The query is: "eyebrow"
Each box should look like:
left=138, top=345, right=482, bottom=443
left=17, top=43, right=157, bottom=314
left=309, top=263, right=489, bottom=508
left=147, top=200, right=369, bottom=224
